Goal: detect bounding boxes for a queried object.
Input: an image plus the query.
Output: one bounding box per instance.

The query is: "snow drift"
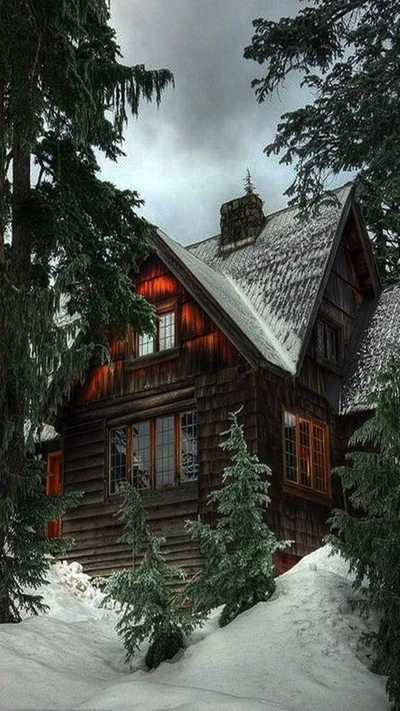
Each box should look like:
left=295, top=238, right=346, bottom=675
left=0, top=546, right=389, bottom=710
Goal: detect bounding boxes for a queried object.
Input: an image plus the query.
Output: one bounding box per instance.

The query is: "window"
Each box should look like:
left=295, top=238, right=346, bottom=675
left=109, top=428, right=128, bottom=495
left=137, top=303, right=176, bottom=357
left=283, top=411, right=329, bottom=496
left=316, top=319, right=339, bottom=363
left=108, top=411, right=198, bottom=494
left=46, top=450, right=62, bottom=538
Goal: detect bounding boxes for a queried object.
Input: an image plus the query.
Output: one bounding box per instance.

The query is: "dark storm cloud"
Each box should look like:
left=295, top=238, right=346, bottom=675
left=102, top=0, right=302, bottom=243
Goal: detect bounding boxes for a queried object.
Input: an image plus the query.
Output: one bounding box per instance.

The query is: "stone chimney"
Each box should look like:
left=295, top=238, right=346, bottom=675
left=219, top=193, right=264, bottom=253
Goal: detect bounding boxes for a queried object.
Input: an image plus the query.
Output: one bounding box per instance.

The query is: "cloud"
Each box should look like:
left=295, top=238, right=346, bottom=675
left=102, top=0, right=303, bottom=243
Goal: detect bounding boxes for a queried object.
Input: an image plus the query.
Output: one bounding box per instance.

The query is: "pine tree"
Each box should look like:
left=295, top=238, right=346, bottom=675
left=0, top=459, right=82, bottom=622
left=186, top=411, right=289, bottom=627
left=104, top=484, right=201, bottom=669
left=0, top=1, right=173, bottom=623
left=329, top=360, right=400, bottom=710
left=244, top=0, right=400, bottom=281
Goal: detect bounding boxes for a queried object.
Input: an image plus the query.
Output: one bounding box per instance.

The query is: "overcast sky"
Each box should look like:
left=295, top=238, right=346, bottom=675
left=100, top=0, right=303, bottom=245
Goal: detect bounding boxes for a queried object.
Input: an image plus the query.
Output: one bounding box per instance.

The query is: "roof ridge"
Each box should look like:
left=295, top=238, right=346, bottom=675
left=186, top=182, right=354, bottom=250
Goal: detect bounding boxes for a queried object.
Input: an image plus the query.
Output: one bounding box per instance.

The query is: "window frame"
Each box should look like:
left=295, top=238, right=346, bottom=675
left=315, top=318, right=341, bottom=365
left=282, top=409, right=331, bottom=499
left=107, top=410, right=198, bottom=496
left=46, top=450, right=63, bottom=538
left=136, top=298, right=178, bottom=358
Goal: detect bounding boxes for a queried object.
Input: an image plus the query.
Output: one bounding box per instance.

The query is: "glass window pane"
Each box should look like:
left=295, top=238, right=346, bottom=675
left=138, top=331, right=154, bottom=356
left=156, top=416, right=175, bottom=487
left=316, top=320, right=325, bottom=356
left=110, top=428, right=127, bottom=495
left=181, top=411, right=198, bottom=481
left=326, top=326, right=337, bottom=362
left=159, top=311, right=175, bottom=351
left=313, top=425, right=327, bottom=494
left=133, top=421, right=150, bottom=489
left=299, top=419, right=311, bottom=487
left=284, top=411, right=297, bottom=482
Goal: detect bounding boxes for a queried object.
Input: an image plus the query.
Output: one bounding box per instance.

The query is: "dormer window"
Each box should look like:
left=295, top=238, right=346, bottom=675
left=316, top=319, right=339, bottom=364
left=137, top=301, right=176, bottom=357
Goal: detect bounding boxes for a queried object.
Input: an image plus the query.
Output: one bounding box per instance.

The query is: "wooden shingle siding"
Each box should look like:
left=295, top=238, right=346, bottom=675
left=255, top=369, right=339, bottom=559
left=299, top=221, right=368, bottom=396
left=62, top=409, right=202, bottom=575
left=195, top=367, right=257, bottom=517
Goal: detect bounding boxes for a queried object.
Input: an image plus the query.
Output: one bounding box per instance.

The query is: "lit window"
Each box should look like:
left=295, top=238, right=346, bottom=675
left=108, top=411, right=198, bottom=494
left=316, top=320, right=339, bottom=363
left=136, top=306, right=176, bottom=357
left=283, top=411, right=329, bottom=496
left=138, top=331, right=155, bottom=357
left=46, top=451, right=62, bottom=538
left=159, top=311, right=175, bottom=351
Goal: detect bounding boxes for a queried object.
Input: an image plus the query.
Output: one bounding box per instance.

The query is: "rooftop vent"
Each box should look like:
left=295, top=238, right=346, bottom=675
left=220, top=192, right=264, bottom=253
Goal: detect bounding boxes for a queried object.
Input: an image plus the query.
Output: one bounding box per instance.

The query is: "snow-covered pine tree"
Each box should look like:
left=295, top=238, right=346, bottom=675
left=104, top=483, right=201, bottom=668
left=0, top=458, right=82, bottom=622
left=330, top=360, right=400, bottom=711
left=186, top=410, right=289, bottom=627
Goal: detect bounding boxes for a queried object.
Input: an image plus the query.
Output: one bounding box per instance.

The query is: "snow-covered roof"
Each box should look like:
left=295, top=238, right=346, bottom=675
left=153, top=228, right=296, bottom=373
left=340, top=284, right=400, bottom=414
left=187, top=185, right=353, bottom=372
left=151, top=185, right=352, bottom=374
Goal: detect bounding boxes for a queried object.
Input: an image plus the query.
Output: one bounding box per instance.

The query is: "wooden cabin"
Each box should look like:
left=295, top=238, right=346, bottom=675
left=48, top=184, right=400, bottom=577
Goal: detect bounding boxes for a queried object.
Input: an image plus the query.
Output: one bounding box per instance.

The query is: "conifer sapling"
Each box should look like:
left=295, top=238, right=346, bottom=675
left=186, top=410, right=289, bottom=627
left=104, top=483, right=201, bottom=668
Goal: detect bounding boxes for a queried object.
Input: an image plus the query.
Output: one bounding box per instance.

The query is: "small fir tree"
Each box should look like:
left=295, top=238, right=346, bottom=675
left=186, top=411, right=289, bottom=627
left=330, top=360, right=400, bottom=711
left=243, top=168, right=256, bottom=195
left=0, top=458, right=81, bottom=622
left=104, top=484, right=201, bottom=669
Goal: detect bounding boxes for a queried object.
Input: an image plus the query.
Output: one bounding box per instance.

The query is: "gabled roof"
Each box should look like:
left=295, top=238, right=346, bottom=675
left=340, top=284, right=400, bottom=414
left=150, top=184, right=355, bottom=375
left=150, top=228, right=295, bottom=372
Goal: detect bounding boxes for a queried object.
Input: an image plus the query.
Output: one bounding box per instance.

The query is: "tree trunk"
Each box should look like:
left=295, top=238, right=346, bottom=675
left=0, top=80, right=5, bottom=265
left=0, top=134, right=31, bottom=623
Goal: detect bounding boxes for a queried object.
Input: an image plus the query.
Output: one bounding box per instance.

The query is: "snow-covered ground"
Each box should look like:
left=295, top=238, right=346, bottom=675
left=0, top=546, right=389, bottom=710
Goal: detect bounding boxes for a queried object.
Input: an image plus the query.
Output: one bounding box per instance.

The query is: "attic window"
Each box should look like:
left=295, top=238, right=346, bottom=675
left=283, top=411, right=330, bottom=497
left=316, top=319, right=339, bottom=363
left=137, top=301, right=176, bottom=357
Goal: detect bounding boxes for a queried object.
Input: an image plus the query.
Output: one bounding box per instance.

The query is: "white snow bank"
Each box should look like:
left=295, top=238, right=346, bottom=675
left=0, top=546, right=389, bottom=710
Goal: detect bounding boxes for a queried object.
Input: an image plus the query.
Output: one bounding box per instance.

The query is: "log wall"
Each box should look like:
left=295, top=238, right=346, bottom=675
left=59, top=243, right=366, bottom=577
left=255, top=369, right=346, bottom=561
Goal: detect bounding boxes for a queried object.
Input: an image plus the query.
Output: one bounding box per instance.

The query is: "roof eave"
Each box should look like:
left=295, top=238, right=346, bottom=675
left=350, top=195, right=381, bottom=297
left=148, top=231, right=290, bottom=376
left=294, top=187, right=355, bottom=376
